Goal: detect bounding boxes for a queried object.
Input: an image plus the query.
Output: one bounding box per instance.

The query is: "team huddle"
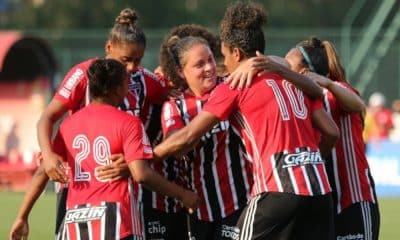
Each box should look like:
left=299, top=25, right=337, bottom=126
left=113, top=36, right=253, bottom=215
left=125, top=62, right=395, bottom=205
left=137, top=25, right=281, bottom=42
left=10, top=1, right=380, bottom=240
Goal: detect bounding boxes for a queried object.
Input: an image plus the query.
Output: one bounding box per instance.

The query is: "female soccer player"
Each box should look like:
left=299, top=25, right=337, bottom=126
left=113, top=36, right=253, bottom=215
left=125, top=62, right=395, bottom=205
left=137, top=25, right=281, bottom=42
left=160, top=35, right=253, bottom=240
left=287, top=36, right=380, bottom=240
left=10, top=7, right=168, bottom=240
left=138, top=24, right=227, bottom=240
left=52, top=58, right=197, bottom=240
left=152, top=2, right=339, bottom=240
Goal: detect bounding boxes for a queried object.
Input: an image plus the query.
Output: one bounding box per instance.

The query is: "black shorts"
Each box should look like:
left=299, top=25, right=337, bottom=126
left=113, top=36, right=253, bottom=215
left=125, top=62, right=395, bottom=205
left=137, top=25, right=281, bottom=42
left=55, top=187, right=68, bottom=236
left=335, top=201, right=380, bottom=240
left=141, top=204, right=188, bottom=240
left=189, top=208, right=243, bottom=240
left=236, top=192, right=334, bottom=240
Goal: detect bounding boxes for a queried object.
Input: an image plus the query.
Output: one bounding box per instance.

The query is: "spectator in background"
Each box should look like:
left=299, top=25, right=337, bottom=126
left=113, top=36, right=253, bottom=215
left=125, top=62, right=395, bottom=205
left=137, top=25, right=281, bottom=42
left=363, top=92, right=393, bottom=142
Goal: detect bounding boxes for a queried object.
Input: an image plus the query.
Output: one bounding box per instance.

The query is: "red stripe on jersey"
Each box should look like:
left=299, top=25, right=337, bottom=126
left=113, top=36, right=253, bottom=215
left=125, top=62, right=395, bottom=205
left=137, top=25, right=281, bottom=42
left=323, top=84, right=376, bottom=213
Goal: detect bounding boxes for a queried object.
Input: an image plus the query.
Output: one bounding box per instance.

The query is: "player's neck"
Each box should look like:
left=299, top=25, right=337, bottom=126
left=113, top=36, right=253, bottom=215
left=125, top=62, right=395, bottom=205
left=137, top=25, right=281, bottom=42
left=91, top=98, right=119, bottom=107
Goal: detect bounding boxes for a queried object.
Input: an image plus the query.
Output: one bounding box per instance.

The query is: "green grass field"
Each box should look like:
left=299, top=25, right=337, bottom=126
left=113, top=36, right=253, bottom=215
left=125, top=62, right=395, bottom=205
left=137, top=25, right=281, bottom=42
left=0, top=192, right=399, bottom=239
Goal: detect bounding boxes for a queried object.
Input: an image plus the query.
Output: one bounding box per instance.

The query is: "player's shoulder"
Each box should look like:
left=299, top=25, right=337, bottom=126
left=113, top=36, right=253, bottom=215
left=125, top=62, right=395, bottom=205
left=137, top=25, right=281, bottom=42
left=69, top=58, right=97, bottom=72
left=138, top=66, right=167, bottom=88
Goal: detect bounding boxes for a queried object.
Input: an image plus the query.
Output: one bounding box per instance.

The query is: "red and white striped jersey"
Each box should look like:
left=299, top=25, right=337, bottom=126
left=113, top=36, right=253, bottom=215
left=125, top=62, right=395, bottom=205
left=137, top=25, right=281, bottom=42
left=120, top=68, right=186, bottom=213
left=162, top=90, right=253, bottom=221
left=322, top=82, right=377, bottom=213
left=203, top=73, right=332, bottom=198
left=53, top=104, right=153, bottom=239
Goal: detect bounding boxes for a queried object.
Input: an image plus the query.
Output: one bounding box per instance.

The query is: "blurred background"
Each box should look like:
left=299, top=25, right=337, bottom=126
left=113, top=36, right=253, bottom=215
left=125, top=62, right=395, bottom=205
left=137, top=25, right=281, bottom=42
left=0, top=0, right=400, bottom=239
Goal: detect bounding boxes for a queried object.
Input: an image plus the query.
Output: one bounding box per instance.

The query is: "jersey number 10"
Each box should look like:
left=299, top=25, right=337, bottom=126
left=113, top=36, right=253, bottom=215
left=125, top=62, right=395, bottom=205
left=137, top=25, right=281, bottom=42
left=266, top=79, right=308, bottom=120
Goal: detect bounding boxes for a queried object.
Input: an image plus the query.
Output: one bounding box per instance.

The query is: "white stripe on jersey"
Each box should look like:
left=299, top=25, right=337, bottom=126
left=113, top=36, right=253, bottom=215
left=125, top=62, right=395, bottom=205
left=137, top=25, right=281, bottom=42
left=342, top=116, right=363, bottom=202
left=212, top=133, right=226, bottom=217
left=341, top=117, right=357, bottom=203
left=87, top=217, right=93, bottom=240
left=225, top=130, right=240, bottom=210
left=288, top=166, right=299, bottom=194
left=365, top=169, right=376, bottom=203
left=199, top=147, right=213, bottom=221
left=234, top=111, right=267, bottom=194
left=301, top=165, right=313, bottom=195
left=312, top=164, right=326, bottom=195
left=74, top=221, right=81, bottom=240
left=129, top=178, right=142, bottom=237
left=270, top=155, right=283, bottom=192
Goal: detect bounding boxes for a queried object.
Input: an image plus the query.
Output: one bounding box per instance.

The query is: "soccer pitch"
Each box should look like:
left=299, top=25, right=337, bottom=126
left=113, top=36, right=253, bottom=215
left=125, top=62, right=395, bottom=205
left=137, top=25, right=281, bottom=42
left=0, top=192, right=399, bottom=239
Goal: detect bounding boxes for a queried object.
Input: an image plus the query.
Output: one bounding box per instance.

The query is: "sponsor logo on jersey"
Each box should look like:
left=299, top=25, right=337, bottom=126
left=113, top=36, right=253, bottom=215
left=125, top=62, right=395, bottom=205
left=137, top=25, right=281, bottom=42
left=282, top=150, right=323, bottom=168
left=221, top=225, right=240, bottom=240
left=58, top=68, right=84, bottom=99
left=201, top=120, right=230, bottom=141
left=65, top=206, right=106, bottom=223
left=336, top=233, right=364, bottom=240
left=147, top=221, right=166, bottom=235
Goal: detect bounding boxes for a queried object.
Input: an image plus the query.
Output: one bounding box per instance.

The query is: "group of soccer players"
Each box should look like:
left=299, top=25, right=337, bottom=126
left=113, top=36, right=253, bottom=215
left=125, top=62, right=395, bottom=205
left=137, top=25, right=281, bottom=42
left=10, top=1, right=379, bottom=240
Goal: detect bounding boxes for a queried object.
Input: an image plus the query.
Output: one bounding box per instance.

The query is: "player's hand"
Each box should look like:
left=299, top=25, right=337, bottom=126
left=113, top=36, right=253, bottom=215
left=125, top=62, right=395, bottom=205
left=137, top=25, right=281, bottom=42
left=9, top=218, right=29, bottom=240
left=251, top=52, right=291, bottom=75
left=95, top=153, right=129, bottom=181
left=225, top=55, right=259, bottom=90
left=180, top=190, right=199, bottom=214
left=304, top=71, right=333, bottom=89
left=42, top=151, right=69, bottom=183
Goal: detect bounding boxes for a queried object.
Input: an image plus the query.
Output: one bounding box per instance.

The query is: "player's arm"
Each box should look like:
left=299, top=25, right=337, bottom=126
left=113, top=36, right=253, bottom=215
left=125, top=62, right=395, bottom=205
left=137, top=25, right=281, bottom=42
left=225, top=51, right=323, bottom=99
left=37, top=99, right=69, bottom=183
left=305, top=72, right=366, bottom=113
left=95, top=153, right=130, bottom=182
left=312, top=109, right=340, bottom=158
left=9, top=163, right=49, bottom=240
left=153, top=111, right=219, bottom=161
left=128, top=159, right=199, bottom=211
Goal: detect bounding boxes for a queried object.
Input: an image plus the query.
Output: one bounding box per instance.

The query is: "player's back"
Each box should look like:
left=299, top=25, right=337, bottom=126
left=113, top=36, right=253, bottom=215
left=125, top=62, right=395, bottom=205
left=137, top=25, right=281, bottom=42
left=231, top=73, right=330, bottom=196
left=55, top=103, right=145, bottom=239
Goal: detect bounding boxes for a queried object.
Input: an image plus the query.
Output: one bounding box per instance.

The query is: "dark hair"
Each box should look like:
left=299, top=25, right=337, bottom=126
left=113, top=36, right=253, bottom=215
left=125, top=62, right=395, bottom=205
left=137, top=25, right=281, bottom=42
left=108, top=8, right=146, bottom=47
left=160, top=24, right=219, bottom=89
left=297, top=36, right=346, bottom=82
left=87, top=58, right=127, bottom=99
left=220, top=1, right=267, bottom=57
left=163, top=35, right=210, bottom=89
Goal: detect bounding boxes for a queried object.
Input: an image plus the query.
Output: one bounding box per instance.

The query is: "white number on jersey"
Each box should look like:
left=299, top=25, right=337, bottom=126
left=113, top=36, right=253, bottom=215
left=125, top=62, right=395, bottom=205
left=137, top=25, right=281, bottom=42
left=266, top=79, right=308, bottom=120
left=72, top=135, right=112, bottom=182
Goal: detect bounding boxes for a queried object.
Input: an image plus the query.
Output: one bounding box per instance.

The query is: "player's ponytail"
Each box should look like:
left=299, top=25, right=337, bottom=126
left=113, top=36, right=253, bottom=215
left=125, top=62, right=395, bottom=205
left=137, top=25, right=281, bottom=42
left=322, top=40, right=347, bottom=83
left=109, top=8, right=146, bottom=47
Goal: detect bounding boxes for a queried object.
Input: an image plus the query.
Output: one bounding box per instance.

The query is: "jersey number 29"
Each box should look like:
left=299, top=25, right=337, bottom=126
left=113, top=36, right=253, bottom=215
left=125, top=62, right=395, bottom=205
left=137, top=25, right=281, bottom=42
left=73, top=134, right=112, bottom=182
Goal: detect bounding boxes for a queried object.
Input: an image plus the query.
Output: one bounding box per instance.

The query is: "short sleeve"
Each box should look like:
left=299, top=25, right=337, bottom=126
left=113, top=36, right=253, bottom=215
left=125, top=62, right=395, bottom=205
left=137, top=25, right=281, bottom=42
left=53, top=63, right=89, bottom=110
left=143, top=68, right=170, bottom=104
left=122, top=117, right=153, bottom=163
left=203, top=83, right=238, bottom=121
